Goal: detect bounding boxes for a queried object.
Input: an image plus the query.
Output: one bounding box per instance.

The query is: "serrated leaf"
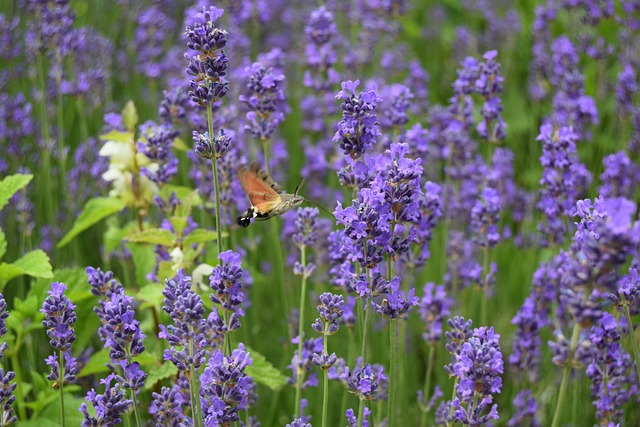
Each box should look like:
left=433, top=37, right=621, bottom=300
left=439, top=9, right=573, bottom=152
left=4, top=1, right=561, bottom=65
left=58, top=197, right=127, bottom=248
left=0, top=173, right=33, bottom=211
left=0, top=250, right=53, bottom=286
left=144, top=363, right=178, bottom=389
left=78, top=348, right=111, bottom=378
left=0, top=228, right=6, bottom=261
left=138, top=282, right=164, bottom=309
left=157, top=260, right=177, bottom=284
left=126, top=228, right=175, bottom=246
left=244, top=346, right=288, bottom=391
left=126, top=242, right=156, bottom=287
left=100, top=129, right=133, bottom=144
left=183, top=228, right=222, bottom=246
left=38, top=393, right=85, bottom=426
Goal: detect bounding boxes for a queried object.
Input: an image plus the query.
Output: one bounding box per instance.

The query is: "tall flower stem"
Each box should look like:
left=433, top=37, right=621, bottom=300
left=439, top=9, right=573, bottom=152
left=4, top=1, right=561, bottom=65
left=420, top=345, right=436, bottom=426
left=130, top=390, right=142, bottom=427
left=54, top=49, right=67, bottom=199
left=59, top=349, right=66, bottom=427
left=357, top=259, right=373, bottom=427
left=480, top=245, right=490, bottom=325
left=207, top=104, right=224, bottom=260
left=621, top=297, right=640, bottom=384
left=35, top=52, right=55, bottom=228
left=294, top=246, right=308, bottom=419
left=387, top=320, right=398, bottom=427
left=321, top=324, right=330, bottom=427
left=445, top=377, right=460, bottom=427
left=551, top=320, right=581, bottom=427
left=189, top=338, right=202, bottom=427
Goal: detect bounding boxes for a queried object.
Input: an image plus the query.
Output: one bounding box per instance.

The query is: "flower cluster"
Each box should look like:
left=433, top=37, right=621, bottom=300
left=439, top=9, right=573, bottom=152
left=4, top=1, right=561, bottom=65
left=193, top=128, right=231, bottom=160
left=342, top=362, right=388, bottom=401
left=450, top=326, right=503, bottom=425
left=374, top=279, right=419, bottom=320
left=138, top=121, right=179, bottom=185
left=475, top=50, right=506, bottom=142
left=149, top=386, right=185, bottom=426
left=160, top=269, right=210, bottom=372
left=420, top=283, right=452, bottom=345
left=334, top=80, right=382, bottom=159
left=40, top=282, right=78, bottom=386
left=209, top=250, right=246, bottom=334
left=239, top=61, right=287, bottom=143
left=598, top=151, right=640, bottom=199
left=0, top=293, right=16, bottom=425
left=80, top=374, right=132, bottom=426
left=289, top=337, right=323, bottom=389
left=184, top=6, right=229, bottom=106
left=199, top=344, right=254, bottom=425
left=470, top=186, right=501, bottom=249
left=311, top=293, right=344, bottom=369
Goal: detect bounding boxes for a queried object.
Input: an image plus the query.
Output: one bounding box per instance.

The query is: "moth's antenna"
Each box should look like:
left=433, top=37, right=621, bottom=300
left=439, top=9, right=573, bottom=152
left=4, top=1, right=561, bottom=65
left=295, top=178, right=306, bottom=196
left=303, top=198, right=334, bottom=217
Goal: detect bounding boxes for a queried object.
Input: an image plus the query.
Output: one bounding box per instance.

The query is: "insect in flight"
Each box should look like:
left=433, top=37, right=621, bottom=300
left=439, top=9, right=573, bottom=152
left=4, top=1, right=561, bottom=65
left=236, top=163, right=305, bottom=227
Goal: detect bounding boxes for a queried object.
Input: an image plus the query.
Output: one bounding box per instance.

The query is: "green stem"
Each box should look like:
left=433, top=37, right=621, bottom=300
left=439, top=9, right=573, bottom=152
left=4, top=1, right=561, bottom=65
left=207, top=104, right=224, bottom=260
left=622, top=296, right=640, bottom=384
left=189, top=339, right=202, bottom=427
left=480, top=246, right=489, bottom=326
left=54, top=49, right=67, bottom=194
left=131, top=390, right=142, bottom=427
left=36, top=52, right=55, bottom=229
left=59, top=349, right=66, bottom=427
left=445, top=377, right=460, bottom=427
left=357, top=398, right=366, bottom=427
left=294, top=246, right=308, bottom=419
left=420, top=345, right=436, bottom=427
left=550, top=321, right=581, bottom=427
left=387, top=320, right=398, bottom=427
left=360, top=265, right=373, bottom=363
left=321, top=333, right=329, bottom=427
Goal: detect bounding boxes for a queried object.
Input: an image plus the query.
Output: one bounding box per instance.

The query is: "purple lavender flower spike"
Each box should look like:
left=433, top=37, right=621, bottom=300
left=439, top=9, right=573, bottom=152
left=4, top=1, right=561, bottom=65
left=374, top=278, right=419, bottom=320
left=239, top=61, right=287, bottom=143
left=184, top=7, right=229, bottom=106
left=160, top=269, right=211, bottom=371
left=41, top=282, right=79, bottom=386
left=135, top=6, right=175, bottom=81
left=0, top=369, right=17, bottom=425
left=586, top=313, right=635, bottom=425
left=102, top=289, right=146, bottom=362
left=450, top=326, right=503, bottom=425
left=334, top=80, right=382, bottom=159
left=508, top=389, right=540, bottom=427
left=420, top=283, right=452, bottom=345
left=470, top=186, right=501, bottom=249
left=289, top=337, right=323, bottom=388
left=193, top=128, right=231, bottom=160
left=475, top=50, right=506, bottom=142
left=150, top=386, right=184, bottom=426
left=346, top=406, right=372, bottom=427
left=342, top=362, right=388, bottom=401
left=209, top=250, right=246, bottom=333
left=599, top=151, right=640, bottom=199
left=0, top=293, right=9, bottom=358
left=199, top=343, right=255, bottom=425
left=79, top=373, right=132, bottom=426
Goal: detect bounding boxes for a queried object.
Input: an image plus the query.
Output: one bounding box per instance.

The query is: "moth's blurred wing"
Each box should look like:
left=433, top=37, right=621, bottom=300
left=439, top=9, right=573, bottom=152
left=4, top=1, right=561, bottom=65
left=247, top=162, right=283, bottom=193
left=238, top=164, right=283, bottom=214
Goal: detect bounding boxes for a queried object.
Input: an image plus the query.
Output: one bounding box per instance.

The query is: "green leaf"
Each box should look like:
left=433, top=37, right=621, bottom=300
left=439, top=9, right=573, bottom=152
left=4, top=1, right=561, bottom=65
left=0, top=228, right=6, bottom=261
left=0, top=173, right=33, bottom=211
left=168, top=216, right=188, bottom=237
left=126, top=242, right=156, bottom=286
left=244, top=346, right=288, bottom=391
left=144, top=362, right=178, bottom=389
left=103, top=219, right=137, bottom=254
left=183, top=228, right=222, bottom=246
left=99, top=129, right=132, bottom=144
left=32, top=267, right=94, bottom=303
left=58, top=197, right=126, bottom=248
left=37, top=394, right=85, bottom=426
left=137, top=282, right=164, bottom=309
left=172, top=137, right=190, bottom=152
left=0, top=250, right=53, bottom=286
left=157, top=260, right=177, bottom=284
left=78, top=348, right=110, bottom=378
left=125, top=228, right=175, bottom=246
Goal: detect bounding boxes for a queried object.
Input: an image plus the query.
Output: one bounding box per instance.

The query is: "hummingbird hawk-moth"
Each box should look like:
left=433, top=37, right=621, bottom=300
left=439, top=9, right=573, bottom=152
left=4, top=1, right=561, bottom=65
left=236, top=163, right=304, bottom=227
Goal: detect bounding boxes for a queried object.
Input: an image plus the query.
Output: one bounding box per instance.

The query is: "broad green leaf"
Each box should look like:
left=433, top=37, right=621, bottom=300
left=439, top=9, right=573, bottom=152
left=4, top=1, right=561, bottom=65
left=157, top=260, right=177, bottom=283
left=126, top=228, right=175, bottom=246
left=78, top=348, right=110, bottom=378
left=0, top=173, right=33, bottom=211
left=244, top=346, right=288, bottom=391
left=32, top=267, right=93, bottom=303
left=127, top=242, right=156, bottom=286
left=0, top=228, right=6, bottom=261
left=169, top=216, right=188, bottom=237
left=144, top=362, right=178, bottom=389
left=183, top=228, right=222, bottom=246
left=0, top=250, right=53, bottom=286
left=100, top=129, right=132, bottom=144
left=58, top=197, right=126, bottom=248
left=38, top=394, right=85, bottom=426
left=138, top=282, right=164, bottom=309
left=103, top=219, right=137, bottom=254
left=162, top=185, right=199, bottom=202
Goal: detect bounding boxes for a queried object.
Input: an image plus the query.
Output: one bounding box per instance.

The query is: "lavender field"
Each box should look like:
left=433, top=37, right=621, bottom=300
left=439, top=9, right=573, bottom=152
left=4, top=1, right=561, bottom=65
left=1, top=0, right=639, bottom=426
